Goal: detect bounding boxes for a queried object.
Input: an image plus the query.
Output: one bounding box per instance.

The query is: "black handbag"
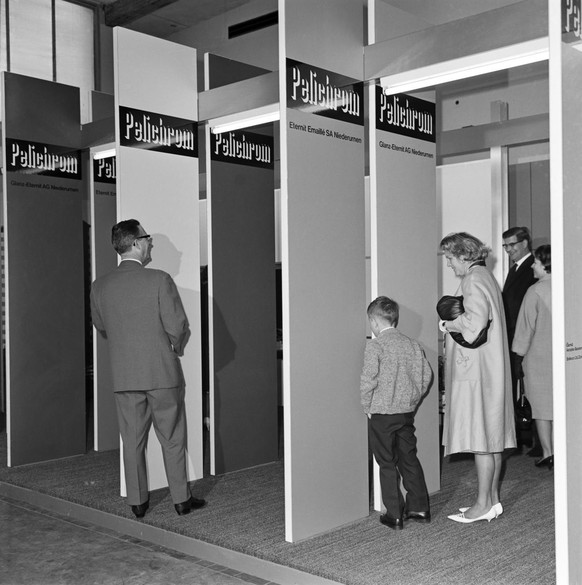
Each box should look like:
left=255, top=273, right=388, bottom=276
left=515, top=377, right=532, bottom=431
left=436, top=295, right=491, bottom=349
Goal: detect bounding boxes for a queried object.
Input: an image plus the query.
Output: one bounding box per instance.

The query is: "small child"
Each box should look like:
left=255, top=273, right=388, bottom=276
left=361, top=296, right=432, bottom=530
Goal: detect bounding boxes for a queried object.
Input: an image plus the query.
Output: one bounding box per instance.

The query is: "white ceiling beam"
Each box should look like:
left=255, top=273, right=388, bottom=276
left=365, top=0, right=547, bottom=83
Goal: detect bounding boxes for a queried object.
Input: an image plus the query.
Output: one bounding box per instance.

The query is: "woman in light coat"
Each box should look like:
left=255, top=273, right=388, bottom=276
left=439, top=232, right=516, bottom=524
left=512, top=245, right=553, bottom=470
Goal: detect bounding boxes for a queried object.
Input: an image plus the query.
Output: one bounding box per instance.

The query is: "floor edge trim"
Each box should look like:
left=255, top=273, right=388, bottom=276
left=0, top=481, right=342, bottom=585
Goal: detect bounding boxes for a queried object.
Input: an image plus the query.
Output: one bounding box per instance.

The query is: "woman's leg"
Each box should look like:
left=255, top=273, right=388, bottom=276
left=465, top=453, right=495, bottom=519
left=490, top=452, right=502, bottom=506
left=535, top=419, right=553, bottom=459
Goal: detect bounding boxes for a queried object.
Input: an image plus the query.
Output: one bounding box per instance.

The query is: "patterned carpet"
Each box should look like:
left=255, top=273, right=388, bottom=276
left=0, top=432, right=555, bottom=585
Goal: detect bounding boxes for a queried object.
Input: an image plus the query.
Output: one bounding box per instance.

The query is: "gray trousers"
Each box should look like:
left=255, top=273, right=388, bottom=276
left=115, top=386, right=190, bottom=506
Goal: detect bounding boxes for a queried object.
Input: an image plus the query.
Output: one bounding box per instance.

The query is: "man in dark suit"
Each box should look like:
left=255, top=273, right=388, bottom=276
left=502, top=226, right=537, bottom=449
left=90, top=219, right=205, bottom=519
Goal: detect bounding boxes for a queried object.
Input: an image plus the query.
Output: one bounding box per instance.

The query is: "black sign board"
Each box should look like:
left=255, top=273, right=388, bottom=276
left=376, top=87, right=436, bottom=144
left=6, top=138, right=82, bottom=180
left=93, top=156, right=116, bottom=184
left=119, top=106, right=198, bottom=157
left=563, top=0, right=582, bottom=43
left=286, top=58, right=364, bottom=126
left=211, top=130, right=274, bottom=169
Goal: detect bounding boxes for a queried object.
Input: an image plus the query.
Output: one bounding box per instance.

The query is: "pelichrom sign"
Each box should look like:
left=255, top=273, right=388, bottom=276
left=211, top=130, right=274, bottom=169
left=119, top=106, right=198, bottom=157
left=93, top=156, right=116, bottom=184
left=376, top=87, right=436, bottom=143
left=563, top=0, right=582, bottom=42
left=286, top=58, right=364, bottom=126
left=6, top=138, right=81, bottom=180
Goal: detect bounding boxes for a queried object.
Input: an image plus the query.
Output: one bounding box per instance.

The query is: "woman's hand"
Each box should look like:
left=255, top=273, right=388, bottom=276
left=514, top=354, right=525, bottom=379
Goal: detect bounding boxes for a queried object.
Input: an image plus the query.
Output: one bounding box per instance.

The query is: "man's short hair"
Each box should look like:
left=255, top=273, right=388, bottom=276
left=367, top=296, right=399, bottom=327
left=112, top=219, right=141, bottom=255
left=502, top=226, right=532, bottom=251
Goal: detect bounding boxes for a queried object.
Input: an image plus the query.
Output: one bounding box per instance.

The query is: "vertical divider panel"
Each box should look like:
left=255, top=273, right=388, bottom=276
left=90, top=148, right=119, bottom=451
left=113, top=28, right=202, bottom=491
left=209, top=129, right=278, bottom=474
left=1, top=72, right=85, bottom=466
left=550, top=5, right=582, bottom=581
left=279, top=0, right=369, bottom=542
left=204, top=120, right=215, bottom=476
left=204, top=54, right=279, bottom=476
left=372, top=87, right=440, bottom=503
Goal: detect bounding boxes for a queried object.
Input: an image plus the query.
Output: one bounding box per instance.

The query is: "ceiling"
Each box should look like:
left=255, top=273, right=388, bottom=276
left=91, top=0, right=546, bottom=95
left=94, top=0, right=525, bottom=39
left=96, top=0, right=258, bottom=37
left=378, top=0, right=525, bottom=26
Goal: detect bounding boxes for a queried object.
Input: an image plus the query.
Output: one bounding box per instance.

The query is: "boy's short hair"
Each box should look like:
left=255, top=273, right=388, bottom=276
left=367, top=296, right=399, bottom=327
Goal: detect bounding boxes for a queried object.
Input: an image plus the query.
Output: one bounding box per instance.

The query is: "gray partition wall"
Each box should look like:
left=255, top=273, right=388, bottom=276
left=209, top=129, right=278, bottom=474
left=370, top=87, right=440, bottom=502
left=2, top=72, right=85, bottom=466
left=91, top=152, right=119, bottom=451
left=279, top=0, right=369, bottom=542
left=550, top=7, right=582, bottom=581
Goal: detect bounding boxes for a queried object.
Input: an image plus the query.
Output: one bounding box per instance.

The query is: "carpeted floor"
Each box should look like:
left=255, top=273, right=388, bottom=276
left=0, top=432, right=555, bottom=585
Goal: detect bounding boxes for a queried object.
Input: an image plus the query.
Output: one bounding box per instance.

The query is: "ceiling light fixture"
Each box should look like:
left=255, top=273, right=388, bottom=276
left=93, top=148, right=116, bottom=160
left=210, top=104, right=279, bottom=134
left=380, top=38, right=549, bottom=95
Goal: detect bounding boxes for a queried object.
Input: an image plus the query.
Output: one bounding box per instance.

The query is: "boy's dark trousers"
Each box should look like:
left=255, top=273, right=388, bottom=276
left=368, top=412, right=429, bottom=520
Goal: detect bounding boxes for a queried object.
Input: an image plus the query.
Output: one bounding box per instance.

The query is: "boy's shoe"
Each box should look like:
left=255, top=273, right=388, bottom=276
left=404, top=510, right=431, bottom=523
left=380, top=513, right=404, bottom=530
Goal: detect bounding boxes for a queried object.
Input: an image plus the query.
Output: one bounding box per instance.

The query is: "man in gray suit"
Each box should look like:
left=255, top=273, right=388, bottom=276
left=91, top=219, right=205, bottom=519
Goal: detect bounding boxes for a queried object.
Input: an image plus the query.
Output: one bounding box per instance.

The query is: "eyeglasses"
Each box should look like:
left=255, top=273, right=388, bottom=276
left=502, top=240, right=524, bottom=249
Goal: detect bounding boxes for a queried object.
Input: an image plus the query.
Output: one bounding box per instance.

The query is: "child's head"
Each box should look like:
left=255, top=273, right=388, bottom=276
left=367, top=296, right=399, bottom=336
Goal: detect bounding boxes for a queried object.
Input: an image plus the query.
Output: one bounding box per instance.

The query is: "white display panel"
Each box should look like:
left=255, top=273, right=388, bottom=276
left=279, top=0, right=369, bottom=543
left=371, top=88, right=440, bottom=509
left=113, top=28, right=202, bottom=494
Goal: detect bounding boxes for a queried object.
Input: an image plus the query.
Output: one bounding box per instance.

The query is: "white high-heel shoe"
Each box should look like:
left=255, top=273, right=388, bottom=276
left=448, top=506, right=496, bottom=523
left=459, top=503, right=503, bottom=518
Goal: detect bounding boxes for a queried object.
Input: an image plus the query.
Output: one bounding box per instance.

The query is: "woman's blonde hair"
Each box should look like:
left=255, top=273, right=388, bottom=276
left=439, top=232, right=490, bottom=262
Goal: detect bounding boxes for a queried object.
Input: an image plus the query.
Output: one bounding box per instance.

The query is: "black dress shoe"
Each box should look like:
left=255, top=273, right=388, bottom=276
left=404, top=510, right=431, bottom=523
left=535, top=455, right=554, bottom=470
left=379, top=514, right=404, bottom=530
left=131, top=500, right=149, bottom=519
left=174, top=496, right=206, bottom=516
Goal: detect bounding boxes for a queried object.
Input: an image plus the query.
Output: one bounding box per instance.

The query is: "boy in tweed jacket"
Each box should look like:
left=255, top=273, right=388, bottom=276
left=361, top=296, right=432, bottom=530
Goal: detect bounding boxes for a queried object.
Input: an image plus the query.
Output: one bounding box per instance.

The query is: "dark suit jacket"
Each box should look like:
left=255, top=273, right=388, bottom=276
left=90, top=260, right=190, bottom=392
left=502, top=254, right=537, bottom=345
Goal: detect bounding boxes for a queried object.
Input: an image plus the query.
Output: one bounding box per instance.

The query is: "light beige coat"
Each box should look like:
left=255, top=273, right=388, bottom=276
left=443, top=265, right=516, bottom=455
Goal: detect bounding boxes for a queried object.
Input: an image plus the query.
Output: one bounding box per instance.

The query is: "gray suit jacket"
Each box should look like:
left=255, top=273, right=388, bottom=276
left=90, top=260, right=190, bottom=392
